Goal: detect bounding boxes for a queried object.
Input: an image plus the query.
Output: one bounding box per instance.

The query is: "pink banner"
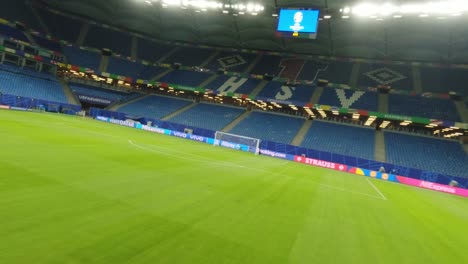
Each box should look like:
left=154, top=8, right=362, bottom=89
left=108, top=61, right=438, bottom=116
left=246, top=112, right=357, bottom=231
left=396, top=176, right=468, bottom=197
left=294, top=156, right=347, bottom=172
left=0, top=105, right=10, bottom=109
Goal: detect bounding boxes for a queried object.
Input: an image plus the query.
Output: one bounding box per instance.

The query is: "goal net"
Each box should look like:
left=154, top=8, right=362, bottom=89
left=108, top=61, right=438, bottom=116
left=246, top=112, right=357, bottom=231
left=214, top=131, right=260, bottom=155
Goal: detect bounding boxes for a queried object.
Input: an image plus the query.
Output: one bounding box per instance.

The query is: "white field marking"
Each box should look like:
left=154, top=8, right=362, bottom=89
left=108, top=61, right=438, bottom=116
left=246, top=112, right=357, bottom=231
left=366, top=177, right=388, bottom=200
left=129, top=140, right=384, bottom=201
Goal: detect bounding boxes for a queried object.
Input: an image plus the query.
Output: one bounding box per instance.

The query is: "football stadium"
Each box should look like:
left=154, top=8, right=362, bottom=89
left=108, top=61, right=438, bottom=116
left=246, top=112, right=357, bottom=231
left=1, top=0, right=468, bottom=263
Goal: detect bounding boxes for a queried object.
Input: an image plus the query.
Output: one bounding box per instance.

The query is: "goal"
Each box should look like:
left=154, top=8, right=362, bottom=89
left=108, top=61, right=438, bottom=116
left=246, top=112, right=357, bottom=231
left=214, top=131, right=260, bottom=155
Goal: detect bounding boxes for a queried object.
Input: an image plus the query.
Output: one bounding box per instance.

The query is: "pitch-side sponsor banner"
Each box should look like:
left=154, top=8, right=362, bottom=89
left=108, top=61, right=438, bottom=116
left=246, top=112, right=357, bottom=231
left=259, top=149, right=294, bottom=160
left=76, top=94, right=112, bottom=105
left=396, top=176, right=468, bottom=197
left=294, top=155, right=348, bottom=172
left=0, top=105, right=10, bottom=109
left=10, top=107, right=31, bottom=111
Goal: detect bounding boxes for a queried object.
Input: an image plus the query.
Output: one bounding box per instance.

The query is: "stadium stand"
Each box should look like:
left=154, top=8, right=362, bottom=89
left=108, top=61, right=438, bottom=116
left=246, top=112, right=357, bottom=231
left=229, top=111, right=304, bottom=144
left=388, top=94, right=460, bottom=121
left=296, top=60, right=328, bottom=81
left=169, top=103, right=245, bottom=131
left=385, top=131, right=468, bottom=178
left=358, top=63, right=414, bottom=90
left=137, top=38, right=174, bottom=62
left=31, top=35, right=61, bottom=52
left=301, top=121, right=376, bottom=160
left=133, top=65, right=168, bottom=80
left=205, top=51, right=257, bottom=72
left=0, top=24, right=29, bottom=43
left=158, top=70, right=212, bottom=87
left=256, top=82, right=315, bottom=103
left=69, top=83, right=131, bottom=103
left=116, top=95, right=192, bottom=119
left=0, top=0, right=38, bottom=31
left=204, top=76, right=261, bottom=95
left=250, top=55, right=282, bottom=76
left=277, top=59, right=305, bottom=80
left=0, top=63, right=68, bottom=103
left=36, top=8, right=82, bottom=43
left=107, top=57, right=146, bottom=78
left=318, top=88, right=379, bottom=111
left=316, top=61, right=353, bottom=85
left=420, top=67, right=468, bottom=95
left=163, top=47, right=214, bottom=67
left=62, top=46, right=101, bottom=71
left=84, top=26, right=131, bottom=56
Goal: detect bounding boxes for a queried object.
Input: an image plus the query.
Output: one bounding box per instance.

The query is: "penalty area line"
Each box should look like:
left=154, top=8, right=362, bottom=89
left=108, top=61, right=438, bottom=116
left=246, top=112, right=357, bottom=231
left=366, top=177, right=388, bottom=201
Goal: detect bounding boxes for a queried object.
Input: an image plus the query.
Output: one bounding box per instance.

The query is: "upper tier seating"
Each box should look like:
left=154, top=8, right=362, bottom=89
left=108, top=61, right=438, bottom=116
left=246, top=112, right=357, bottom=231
left=0, top=0, right=39, bottom=31
left=388, top=94, right=460, bottom=121
left=250, top=55, right=282, bottom=76
left=204, top=76, right=260, bottom=95
left=296, top=60, right=328, bottom=81
left=32, top=35, right=61, bottom=52
left=301, top=121, right=375, bottom=160
left=63, top=46, right=101, bottom=71
left=0, top=64, right=68, bottom=103
left=137, top=38, right=174, bottom=62
left=107, top=57, right=146, bottom=78
left=116, top=95, right=192, bottom=119
left=163, top=47, right=213, bottom=67
left=316, top=61, right=353, bottom=85
left=318, top=88, right=379, bottom=111
left=229, top=111, right=304, bottom=144
left=0, top=24, right=29, bottom=43
left=257, top=82, right=315, bottom=103
left=420, top=67, right=468, bottom=96
left=384, top=132, right=468, bottom=178
left=69, top=83, right=130, bottom=103
left=358, top=63, right=413, bottom=91
left=205, top=52, right=257, bottom=72
left=85, top=26, right=131, bottom=56
left=37, top=8, right=82, bottom=43
left=169, top=103, right=244, bottom=131
left=159, top=70, right=212, bottom=87
left=133, top=66, right=168, bottom=80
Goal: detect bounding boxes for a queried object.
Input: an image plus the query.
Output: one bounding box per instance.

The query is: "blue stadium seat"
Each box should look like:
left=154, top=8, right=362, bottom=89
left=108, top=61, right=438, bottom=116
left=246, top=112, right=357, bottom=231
left=318, top=88, right=379, bottom=111
left=229, top=111, right=305, bottom=144
left=32, top=35, right=62, bottom=52
left=358, top=63, right=413, bottom=90
left=250, top=55, right=282, bottom=76
left=159, top=70, right=212, bottom=87
left=134, top=66, right=168, bottom=80
left=204, top=76, right=260, bottom=95
left=163, top=47, right=213, bottom=67
left=117, top=95, right=193, bottom=119
left=205, top=52, right=256, bottom=72
left=37, top=8, right=82, bottom=43
left=301, top=121, right=375, bottom=160
left=63, top=46, right=101, bottom=71
left=0, top=64, right=68, bottom=103
left=316, top=61, right=353, bottom=85
left=0, top=24, right=29, bottom=43
left=385, top=132, right=468, bottom=178
left=85, top=26, right=131, bottom=56
left=388, top=94, right=460, bottom=121
left=296, top=60, right=328, bottom=81
left=69, top=83, right=131, bottom=103
left=420, top=67, right=468, bottom=95
left=137, top=38, right=174, bottom=62
left=257, top=82, right=315, bottom=103
left=107, top=57, right=146, bottom=77
left=169, top=103, right=244, bottom=131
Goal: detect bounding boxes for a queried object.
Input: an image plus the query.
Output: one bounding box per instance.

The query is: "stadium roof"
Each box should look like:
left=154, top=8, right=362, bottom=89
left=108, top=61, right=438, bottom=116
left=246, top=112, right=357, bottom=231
left=43, top=0, right=468, bottom=63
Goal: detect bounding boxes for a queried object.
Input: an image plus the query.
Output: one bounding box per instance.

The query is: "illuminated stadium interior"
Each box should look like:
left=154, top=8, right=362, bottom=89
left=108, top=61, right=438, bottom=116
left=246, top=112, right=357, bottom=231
left=0, top=0, right=467, bottom=263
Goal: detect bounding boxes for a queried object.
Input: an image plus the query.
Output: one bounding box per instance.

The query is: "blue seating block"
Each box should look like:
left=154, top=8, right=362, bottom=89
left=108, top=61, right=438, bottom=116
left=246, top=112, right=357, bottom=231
left=318, top=88, right=378, bottom=111
left=301, top=121, right=375, bottom=160
left=297, top=60, right=328, bottom=81
left=385, top=132, right=468, bottom=178
left=205, top=52, right=256, bottom=72
left=137, top=38, right=174, bottom=62
left=317, top=61, right=353, bottom=84
left=117, top=95, right=192, bottom=119
left=163, top=47, right=213, bottom=67
left=0, top=24, right=28, bottom=43
left=229, top=111, right=304, bottom=144
left=204, top=76, right=260, bottom=95
left=257, top=82, right=315, bottom=103
left=63, top=46, right=101, bottom=71
left=420, top=67, right=468, bottom=95
left=169, top=103, right=244, bottom=131
left=159, top=70, right=212, bottom=87
left=250, top=55, right=282, bottom=76
left=358, top=63, right=413, bottom=90
left=388, top=94, right=460, bottom=121
left=32, top=35, right=61, bottom=52
left=107, top=57, right=146, bottom=78
left=85, top=26, right=131, bottom=56
left=38, top=8, right=82, bottom=43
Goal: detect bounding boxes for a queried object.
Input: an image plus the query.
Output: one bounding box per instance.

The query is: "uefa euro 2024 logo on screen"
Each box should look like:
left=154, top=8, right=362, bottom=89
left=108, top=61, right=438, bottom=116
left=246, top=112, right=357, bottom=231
left=290, top=11, right=304, bottom=32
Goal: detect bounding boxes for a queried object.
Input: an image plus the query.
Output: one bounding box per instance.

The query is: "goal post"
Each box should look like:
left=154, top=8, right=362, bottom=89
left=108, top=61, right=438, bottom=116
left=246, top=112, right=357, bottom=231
left=214, top=131, right=260, bottom=155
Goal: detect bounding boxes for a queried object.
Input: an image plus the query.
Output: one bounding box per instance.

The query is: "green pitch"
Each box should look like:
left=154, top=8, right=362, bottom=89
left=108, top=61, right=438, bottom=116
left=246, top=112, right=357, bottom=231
left=0, top=110, right=467, bottom=264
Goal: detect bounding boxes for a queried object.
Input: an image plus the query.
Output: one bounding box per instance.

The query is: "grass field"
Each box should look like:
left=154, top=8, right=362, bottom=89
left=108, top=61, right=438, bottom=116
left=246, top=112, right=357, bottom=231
left=1, top=110, right=467, bottom=264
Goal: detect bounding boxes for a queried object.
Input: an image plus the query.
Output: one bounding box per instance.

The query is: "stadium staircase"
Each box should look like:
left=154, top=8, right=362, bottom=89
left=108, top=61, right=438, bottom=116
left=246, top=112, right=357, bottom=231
left=454, top=100, right=468, bottom=123
left=374, top=131, right=386, bottom=162
left=349, top=63, right=360, bottom=87
left=161, top=102, right=198, bottom=121
left=378, top=93, right=389, bottom=113
left=199, top=74, right=219, bottom=88
left=222, top=110, right=251, bottom=132
left=59, top=80, right=80, bottom=105
left=156, top=47, right=180, bottom=63
left=99, top=55, right=109, bottom=73
left=77, top=23, right=90, bottom=46
left=131, top=36, right=138, bottom=60
left=249, top=80, right=269, bottom=98
left=107, top=93, right=148, bottom=111
left=413, top=66, right=422, bottom=93
left=150, top=69, right=173, bottom=82
left=309, top=86, right=324, bottom=104
left=199, top=50, right=220, bottom=68
left=243, top=54, right=263, bottom=74
left=291, top=119, right=313, bottom=146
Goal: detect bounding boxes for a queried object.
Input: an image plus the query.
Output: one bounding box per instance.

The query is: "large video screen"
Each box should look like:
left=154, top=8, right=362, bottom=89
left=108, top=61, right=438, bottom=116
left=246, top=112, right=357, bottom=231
left=276, top=9, right=320, bottom=34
